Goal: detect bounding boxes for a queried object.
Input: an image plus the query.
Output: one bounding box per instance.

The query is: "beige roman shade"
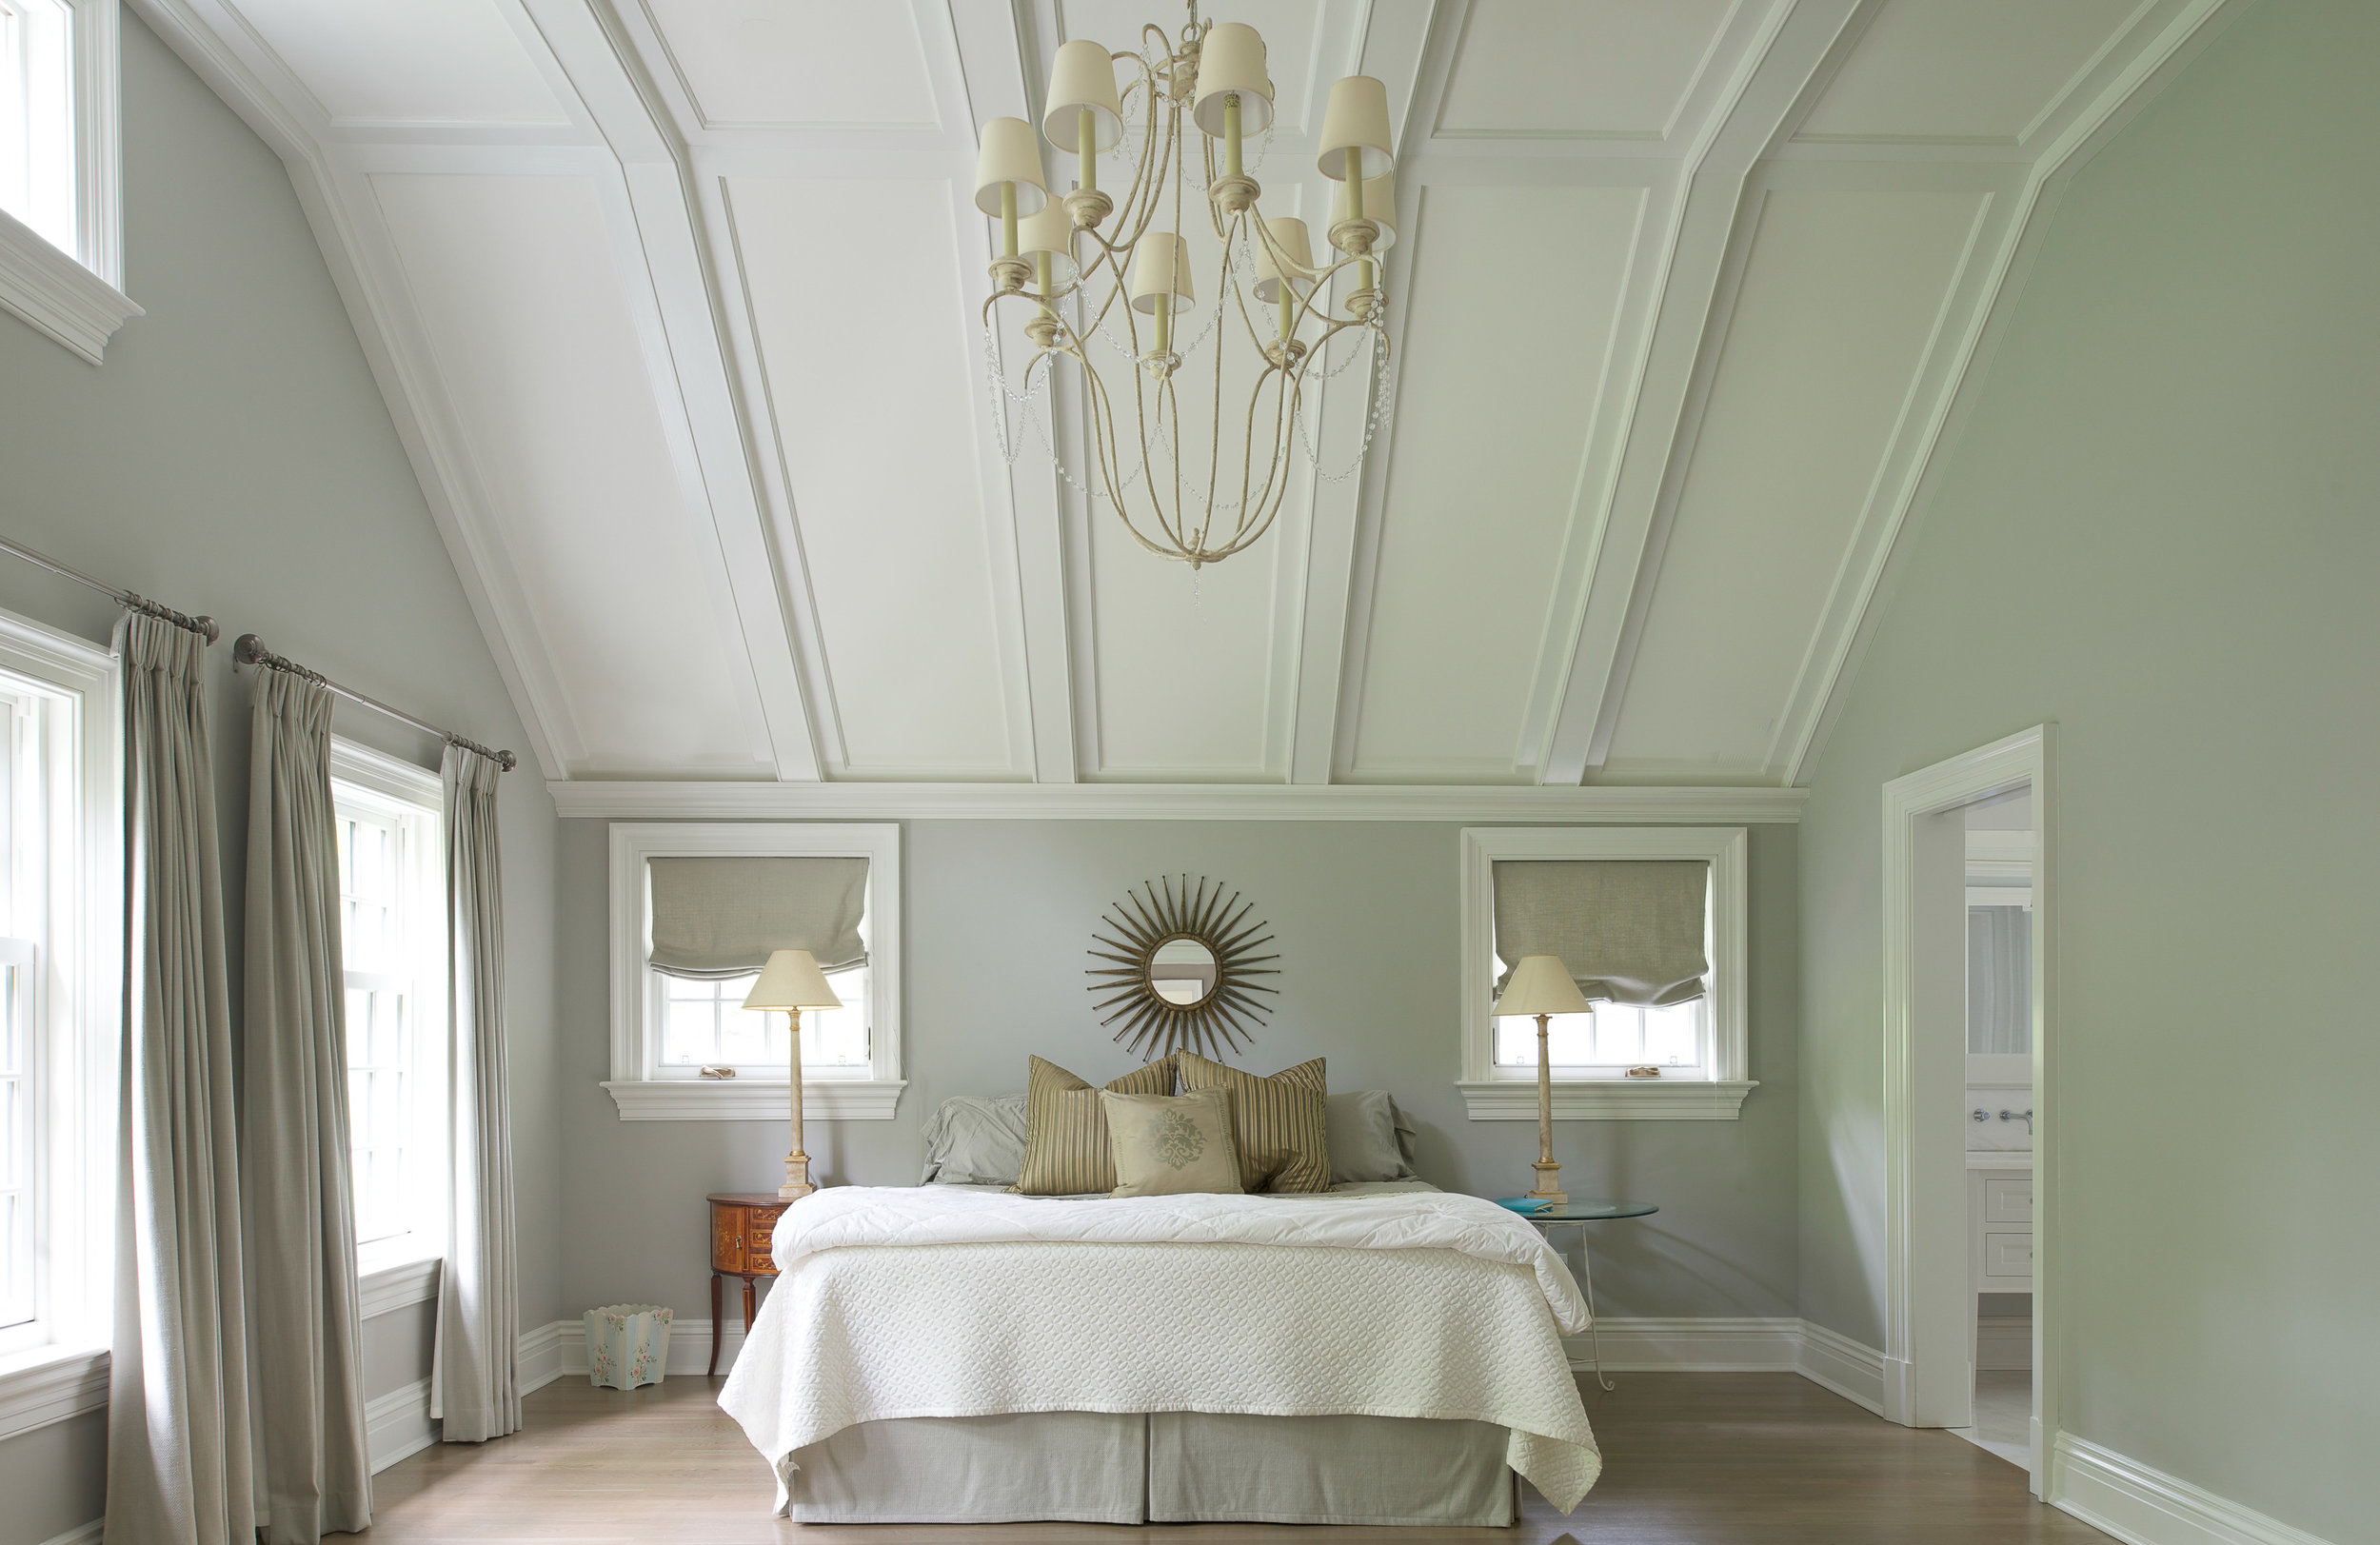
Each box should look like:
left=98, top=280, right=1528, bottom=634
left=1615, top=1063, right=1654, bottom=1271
left=1493, top=860, right=1710, bottom=1006
left=647, top=856, right=867, bottom=979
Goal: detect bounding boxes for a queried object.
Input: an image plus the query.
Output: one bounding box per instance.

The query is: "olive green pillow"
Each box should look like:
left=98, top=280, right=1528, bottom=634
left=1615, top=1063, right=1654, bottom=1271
left=1175, top=1051, right=1331, bottom=1194
left=1101, top=1088, right=1243, bottom=1198
left=1015, top=1054, right=1175, bottom=1196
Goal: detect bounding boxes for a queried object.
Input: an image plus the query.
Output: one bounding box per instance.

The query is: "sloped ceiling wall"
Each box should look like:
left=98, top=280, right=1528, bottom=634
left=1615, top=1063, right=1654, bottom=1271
left=132, top=0, right=2238, bottom=791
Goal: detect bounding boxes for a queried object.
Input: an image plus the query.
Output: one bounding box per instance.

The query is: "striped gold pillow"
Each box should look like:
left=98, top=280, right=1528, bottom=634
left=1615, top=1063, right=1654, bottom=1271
left=1015, top=1054, right=1175, bottom=1196
left=1175, top=1051, right=1330, bottom=1194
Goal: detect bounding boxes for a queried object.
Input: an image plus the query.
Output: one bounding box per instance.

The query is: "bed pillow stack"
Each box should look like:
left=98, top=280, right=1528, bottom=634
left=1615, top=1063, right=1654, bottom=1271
left=1014, top=1054, right=1176, bottom=1195
left=1175, top=1051, right=1333, bottom=1194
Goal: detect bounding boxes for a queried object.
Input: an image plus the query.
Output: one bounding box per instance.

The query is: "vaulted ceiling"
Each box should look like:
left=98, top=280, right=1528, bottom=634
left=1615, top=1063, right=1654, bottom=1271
left=137, top=0, right=2232, bottom=792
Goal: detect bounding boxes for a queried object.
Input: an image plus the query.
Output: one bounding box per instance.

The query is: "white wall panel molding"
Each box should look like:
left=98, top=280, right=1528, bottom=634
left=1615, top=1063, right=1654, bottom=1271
left=365, top=1377, right=437, bottom=1475
left=2050, top=1434, right=2339, bottom=1545
left=0, top=208, right=144, bottom=365
left=1788, top=0, right=2248, bottom=783
left=0, top=1346, right=108, bottom=1442
left=1795, top=1319, right=1886, bottom=1415
left=546, top=778, right=1803, bottom=823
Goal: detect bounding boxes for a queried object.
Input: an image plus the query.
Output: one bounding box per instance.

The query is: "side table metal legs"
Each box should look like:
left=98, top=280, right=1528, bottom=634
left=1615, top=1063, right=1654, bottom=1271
left=1569, top=1223, right=1616, bottom=1393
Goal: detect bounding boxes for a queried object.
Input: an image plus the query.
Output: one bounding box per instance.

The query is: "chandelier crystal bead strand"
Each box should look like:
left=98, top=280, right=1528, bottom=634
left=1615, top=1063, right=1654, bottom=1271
left=974, top=5, right=1398, bottom=571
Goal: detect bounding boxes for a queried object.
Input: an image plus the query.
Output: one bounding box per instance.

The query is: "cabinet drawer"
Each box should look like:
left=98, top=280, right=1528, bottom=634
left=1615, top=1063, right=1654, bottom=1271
left=1983, top=1231, right=2033, bottom=1279
left=712, top=1205, right=745, bottom=1274
left=1984, top=1179, right=2033, bottom=1225
left=747, top=1214, right=779, bottom=1270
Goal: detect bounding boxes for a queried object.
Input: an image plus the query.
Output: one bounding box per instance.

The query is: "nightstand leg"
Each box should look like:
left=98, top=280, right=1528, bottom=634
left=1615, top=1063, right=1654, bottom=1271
left=708, top=1273, right=724, bottom=1377
left=743, top=1277, right=758, bottom=1340
left=1574, top=1224, right=1615, bottom=1393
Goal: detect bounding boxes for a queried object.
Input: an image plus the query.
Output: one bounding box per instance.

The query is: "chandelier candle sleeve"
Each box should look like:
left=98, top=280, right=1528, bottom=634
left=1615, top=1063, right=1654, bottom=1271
left=1043, top=37, right=1123, bottom=204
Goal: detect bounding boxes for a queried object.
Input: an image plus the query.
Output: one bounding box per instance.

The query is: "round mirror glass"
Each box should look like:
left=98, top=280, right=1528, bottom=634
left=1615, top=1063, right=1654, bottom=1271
left=1148, top=936, right=1220, bottom=1006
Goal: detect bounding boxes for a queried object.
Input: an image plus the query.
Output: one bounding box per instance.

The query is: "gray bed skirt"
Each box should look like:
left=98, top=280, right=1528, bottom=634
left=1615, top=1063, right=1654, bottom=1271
left=786, top=1410, right=1518, bottom=1527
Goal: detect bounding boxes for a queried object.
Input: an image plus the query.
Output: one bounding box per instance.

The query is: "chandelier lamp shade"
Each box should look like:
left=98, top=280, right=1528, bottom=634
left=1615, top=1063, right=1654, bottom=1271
left=974, top=5, right=1398, bottom=571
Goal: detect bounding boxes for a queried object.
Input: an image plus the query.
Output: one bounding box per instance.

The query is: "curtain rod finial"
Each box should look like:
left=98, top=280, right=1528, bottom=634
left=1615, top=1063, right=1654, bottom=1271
left=232, top=632, right=268, bottom=667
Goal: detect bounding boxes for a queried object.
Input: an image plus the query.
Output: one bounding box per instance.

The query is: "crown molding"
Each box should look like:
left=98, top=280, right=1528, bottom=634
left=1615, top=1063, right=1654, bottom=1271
left=546, top=779, right=1807, bottom=823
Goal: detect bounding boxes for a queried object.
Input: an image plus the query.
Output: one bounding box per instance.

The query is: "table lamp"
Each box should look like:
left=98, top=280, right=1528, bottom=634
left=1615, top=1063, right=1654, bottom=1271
left=744, top=949, right=845, bottom=1199
left=1493, top=954, right=1594, bottom=1205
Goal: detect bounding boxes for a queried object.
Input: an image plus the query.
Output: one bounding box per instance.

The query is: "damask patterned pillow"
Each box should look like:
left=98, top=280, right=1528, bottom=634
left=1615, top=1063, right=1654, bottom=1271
left=1101, top=1088, right=1242, bottom=1197
left=1014, top=1054, right=1175, bottom=1196
left=1175, top=1051, right=1331, bottom=1194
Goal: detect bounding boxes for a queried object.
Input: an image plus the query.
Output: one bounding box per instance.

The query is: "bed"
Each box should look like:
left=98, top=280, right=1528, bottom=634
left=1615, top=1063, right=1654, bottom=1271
left=716, top=1179, right=1600, bottom=1525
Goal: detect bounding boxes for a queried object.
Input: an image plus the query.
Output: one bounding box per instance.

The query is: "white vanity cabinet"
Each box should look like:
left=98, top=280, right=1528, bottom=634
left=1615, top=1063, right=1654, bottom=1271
left=1970, top=1166, right=2033, bottom=1293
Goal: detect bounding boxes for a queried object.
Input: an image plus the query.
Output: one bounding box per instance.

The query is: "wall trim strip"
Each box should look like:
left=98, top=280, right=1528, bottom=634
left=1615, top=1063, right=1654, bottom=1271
left=2050, top=1432, right=2337, bottom=1545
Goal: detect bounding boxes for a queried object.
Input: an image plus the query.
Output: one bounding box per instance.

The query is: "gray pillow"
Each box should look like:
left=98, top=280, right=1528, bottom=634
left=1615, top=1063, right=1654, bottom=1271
left=1327, top=1090, right=1419, bottom=1184
left=920, top=1094, right=1030, bottom=1185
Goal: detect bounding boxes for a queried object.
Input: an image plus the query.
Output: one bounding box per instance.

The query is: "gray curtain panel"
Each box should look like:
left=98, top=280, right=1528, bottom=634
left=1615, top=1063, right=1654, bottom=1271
left=105, top=613, right=259, bottom=1545
left=432, top=743, right=521, bottom=1442
left=239, top=671, right=371, bottom=1542
left=1967, top=905, right=2033, bottom=1055
left=1492, top=859, right=1711, bottom=1005
left=646, top=855, right=867, bottom=978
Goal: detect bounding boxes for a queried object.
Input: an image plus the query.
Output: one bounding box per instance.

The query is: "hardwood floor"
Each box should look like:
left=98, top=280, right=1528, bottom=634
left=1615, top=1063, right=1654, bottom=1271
left=361, top=1373, right=2112, bottom=1542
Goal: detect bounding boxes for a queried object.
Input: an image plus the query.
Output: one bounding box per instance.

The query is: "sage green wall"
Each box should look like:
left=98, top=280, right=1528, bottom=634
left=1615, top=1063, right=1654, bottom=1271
left=1795, top=1, right=2378, bottom=1538
left=0, top=17, right=564, bottom=1541
left=558, top=818, right=1800, bottom=1333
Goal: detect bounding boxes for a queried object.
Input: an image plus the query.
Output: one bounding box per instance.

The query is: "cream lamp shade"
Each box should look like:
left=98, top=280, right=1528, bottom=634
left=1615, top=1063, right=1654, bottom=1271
left=1017, top=203, right=1081, bottom=286
left=1492, top=954, right=1593, bottom=1019
left=1329, top=169, right=1398, bottom=251
left=1042, top=38, right=1123, bottom=150
left=973, top=116, right=1049, bottom=217
left=1191, top=22, right=1273, bottom=137
left=1251, top=216, right=1315, bottom=303
left=742, top=949, right=845, bottom=1012
left=1128, top=231, right=1195, bottom=312
left=1316, top=74, right=1394, bottom=181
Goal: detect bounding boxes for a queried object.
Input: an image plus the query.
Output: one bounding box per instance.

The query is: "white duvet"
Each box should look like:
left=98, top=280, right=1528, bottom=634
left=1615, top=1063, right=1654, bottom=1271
left=718, top=1183, right=1601, bottom=1512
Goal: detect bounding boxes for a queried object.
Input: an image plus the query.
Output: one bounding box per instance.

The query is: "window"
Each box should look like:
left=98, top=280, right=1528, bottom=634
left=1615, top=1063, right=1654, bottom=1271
left=328, top=743, right=446, bottom=1276
left=0, top=0, right=134, bottom=364
left=605, top=823, right=903, bottom=1121
left=0, top=607, right=115, bottom=1385
left=1458, top=826, right=1754, bottom=1119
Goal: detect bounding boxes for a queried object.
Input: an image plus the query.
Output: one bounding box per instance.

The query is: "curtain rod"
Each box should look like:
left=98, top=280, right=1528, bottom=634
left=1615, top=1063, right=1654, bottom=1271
left=233, top=633, right=518, bottom=772
left=0, top=532, right=220, bottom=642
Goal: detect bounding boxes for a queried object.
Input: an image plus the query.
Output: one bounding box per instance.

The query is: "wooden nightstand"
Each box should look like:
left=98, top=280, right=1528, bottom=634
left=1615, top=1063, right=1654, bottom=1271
left=707, top=1192, right=791, bottom=1377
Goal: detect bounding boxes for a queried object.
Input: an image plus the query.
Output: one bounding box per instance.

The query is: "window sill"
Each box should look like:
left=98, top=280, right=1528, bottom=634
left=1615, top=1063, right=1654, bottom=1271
left=359, top=1252, right=443, bottom=1319
left=0, top=1339, right=109, bottom=1441
left=603, top=1078, right=907, bottom=1122
left=1458, top=1079, right=1758, bottom=1120
left=0, top=208, right=141, bottom=365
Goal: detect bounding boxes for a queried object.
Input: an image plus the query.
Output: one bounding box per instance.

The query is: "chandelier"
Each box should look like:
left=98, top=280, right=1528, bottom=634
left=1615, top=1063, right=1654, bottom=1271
left=973, top=5, right=1398, bottom=571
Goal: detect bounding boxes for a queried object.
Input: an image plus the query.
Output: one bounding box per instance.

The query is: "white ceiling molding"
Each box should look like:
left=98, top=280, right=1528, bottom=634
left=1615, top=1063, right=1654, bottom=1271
left=545, top=778, right=1805, bottom=824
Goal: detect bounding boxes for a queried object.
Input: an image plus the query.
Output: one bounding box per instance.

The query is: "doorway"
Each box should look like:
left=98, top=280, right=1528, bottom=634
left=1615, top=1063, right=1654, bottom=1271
left=1879, top=725, right=2053, bottom=1494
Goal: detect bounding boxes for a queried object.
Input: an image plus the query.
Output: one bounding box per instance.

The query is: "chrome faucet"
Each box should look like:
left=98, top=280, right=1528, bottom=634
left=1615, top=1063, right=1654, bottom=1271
left=1998, top=1108, right=2033, bottom=1135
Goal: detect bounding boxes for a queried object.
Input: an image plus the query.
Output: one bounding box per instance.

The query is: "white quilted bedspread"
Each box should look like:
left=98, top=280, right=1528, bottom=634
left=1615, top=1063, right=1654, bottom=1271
left=718, top=1185, right=1601, bottom=1512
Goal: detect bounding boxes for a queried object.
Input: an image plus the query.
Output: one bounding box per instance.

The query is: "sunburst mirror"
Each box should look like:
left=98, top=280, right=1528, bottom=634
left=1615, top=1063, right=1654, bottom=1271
left=1087, top=876, right=1279, bottom=1059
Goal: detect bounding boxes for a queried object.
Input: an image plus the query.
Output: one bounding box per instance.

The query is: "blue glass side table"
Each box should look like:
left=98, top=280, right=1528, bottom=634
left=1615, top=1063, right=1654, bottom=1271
left=1517, top=1200, right=1658, bottom=1391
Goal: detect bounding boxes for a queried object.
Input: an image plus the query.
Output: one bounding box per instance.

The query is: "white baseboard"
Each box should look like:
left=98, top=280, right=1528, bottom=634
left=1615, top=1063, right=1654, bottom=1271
left=1795, top=1319, right=1887, bottom=1415
left=517, top=1319, right=568, bottom=1396
left=2050, top=1433, right=2336, bottom=1545
left=1976, top=1315, right=2033, bottom=1373
left=38, top=1522, right=102, bottom=1545
left=1567, top=1317, right=1801, bottom=1372
left=366, top=1377, right=435, bottom=1475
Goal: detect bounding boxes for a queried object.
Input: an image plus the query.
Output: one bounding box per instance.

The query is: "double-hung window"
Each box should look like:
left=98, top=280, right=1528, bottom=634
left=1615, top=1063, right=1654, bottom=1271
left=1458, top=826, right=1755, bottom=1119
left=0, top=0, right=136, bottom=362
left=328, top=743, right=446, bottom=1292
left=0, top=607, right=115, bottom=1407
left=605, top=823, right=902, bottom=1121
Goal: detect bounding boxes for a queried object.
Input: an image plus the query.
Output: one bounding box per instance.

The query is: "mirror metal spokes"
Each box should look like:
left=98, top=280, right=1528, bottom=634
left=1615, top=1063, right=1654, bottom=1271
left=1087, top=874, right=1279, bottom=1059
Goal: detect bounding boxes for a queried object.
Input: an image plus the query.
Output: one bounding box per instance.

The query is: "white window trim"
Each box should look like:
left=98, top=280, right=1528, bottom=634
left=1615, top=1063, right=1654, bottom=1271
left=0, top=0, right=139, bottom=364
left=1457, top=825, right=1755, bottom=1120
left=327, top=740, right=448, bottom=1317
left=604, top=822, right=903, bottom=1121
left=0, top=604, right=118, bottom=1439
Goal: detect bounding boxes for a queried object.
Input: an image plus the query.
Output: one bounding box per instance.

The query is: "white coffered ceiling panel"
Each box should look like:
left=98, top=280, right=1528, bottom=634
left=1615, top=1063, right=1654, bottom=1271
left=224, top=0, right=571, bottom=129
left=639, top=0, right=940, bottom=131
left=370, top=173, right=767, bottom=776
left=1348, top=182, right=1645, bottom=782
left=1795, top=0, right=2148, bottom=147
left=727, top=174, right=1021, bottom=780
left=1602, top=187, right=1989, bottom=781
left=1435, top=0, right=1741, bottom=142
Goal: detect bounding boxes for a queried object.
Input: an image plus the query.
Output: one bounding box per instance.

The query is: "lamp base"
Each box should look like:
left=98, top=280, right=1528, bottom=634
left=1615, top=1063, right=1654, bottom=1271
left=780, top=1152, right=816, bottom=1202
left=1527, top=1160, right=1566, bottom=1207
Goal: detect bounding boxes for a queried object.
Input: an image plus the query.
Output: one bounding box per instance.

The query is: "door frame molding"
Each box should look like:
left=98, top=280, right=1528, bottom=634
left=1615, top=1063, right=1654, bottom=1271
left=1881, top=723, right=2054, bottom=1490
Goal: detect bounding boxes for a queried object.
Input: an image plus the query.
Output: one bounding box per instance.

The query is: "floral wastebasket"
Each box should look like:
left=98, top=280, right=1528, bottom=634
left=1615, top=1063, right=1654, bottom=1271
left=585, top=1304, right=672, bottom=1391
